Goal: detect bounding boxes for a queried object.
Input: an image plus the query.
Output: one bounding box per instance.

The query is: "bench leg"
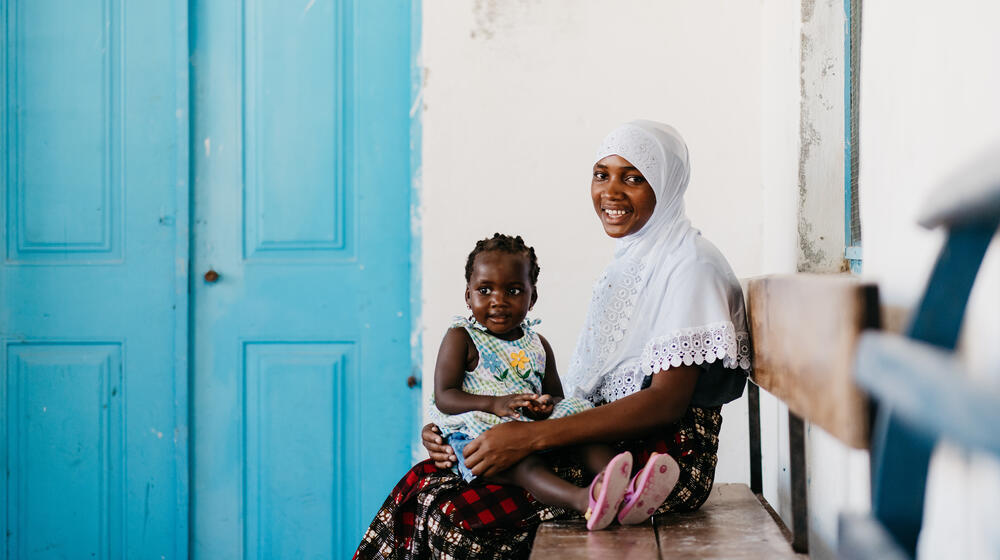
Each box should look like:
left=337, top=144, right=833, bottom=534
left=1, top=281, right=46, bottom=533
left=748, top=382, right=763, bottom=495
left=789, top=411, right=809, bottom=554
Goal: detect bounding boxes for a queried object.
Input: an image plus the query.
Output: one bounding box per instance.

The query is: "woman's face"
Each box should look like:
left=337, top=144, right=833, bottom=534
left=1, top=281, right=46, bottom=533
left=591, top=155, right=657, bottom=238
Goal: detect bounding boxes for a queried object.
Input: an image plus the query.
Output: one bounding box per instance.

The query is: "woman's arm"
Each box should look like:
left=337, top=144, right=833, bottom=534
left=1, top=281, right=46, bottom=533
left=434, top=328, right=536, bottom=417
left=463, top=364, right=700, bottom=477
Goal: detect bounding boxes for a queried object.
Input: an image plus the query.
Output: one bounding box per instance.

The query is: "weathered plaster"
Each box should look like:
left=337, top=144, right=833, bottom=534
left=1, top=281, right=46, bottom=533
left=470, top=0, right=499, bottom=40
left=796, top=0, right=847, bottom=273
left=798, top=101, right=826, bottom=268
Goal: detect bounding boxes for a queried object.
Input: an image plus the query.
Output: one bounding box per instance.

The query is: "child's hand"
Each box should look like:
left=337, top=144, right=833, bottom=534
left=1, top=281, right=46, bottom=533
left=523, top=394, right=555, bottom=420
left=489, top=393, right=537, bottom=418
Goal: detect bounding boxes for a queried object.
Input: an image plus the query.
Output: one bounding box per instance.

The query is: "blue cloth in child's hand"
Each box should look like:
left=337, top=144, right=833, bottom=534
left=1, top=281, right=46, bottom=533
left=447, top=433, right=477, bottom=483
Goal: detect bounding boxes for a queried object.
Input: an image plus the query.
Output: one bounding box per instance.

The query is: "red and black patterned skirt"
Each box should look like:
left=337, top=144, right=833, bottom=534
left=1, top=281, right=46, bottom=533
left=354, top=405, right=722, bottom=560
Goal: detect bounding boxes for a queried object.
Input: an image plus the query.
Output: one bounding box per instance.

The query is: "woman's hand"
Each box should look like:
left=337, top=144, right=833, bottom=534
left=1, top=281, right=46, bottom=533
left=421, top=423, right=456, bottom=468
left=489, top=393, right=537, bottom=418
left=463, top=421, right=536, bottom=477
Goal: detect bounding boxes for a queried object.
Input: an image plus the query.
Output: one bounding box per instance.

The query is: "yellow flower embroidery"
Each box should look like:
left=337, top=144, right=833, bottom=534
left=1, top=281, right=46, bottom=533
left=509, top=350, right=529, bottom=371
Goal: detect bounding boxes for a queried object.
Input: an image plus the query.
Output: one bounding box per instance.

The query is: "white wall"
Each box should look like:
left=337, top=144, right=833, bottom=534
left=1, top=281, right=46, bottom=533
left=859, top=1, right=1000, bottom=558
left=416, top=2, right=1000, bottom=557
left=758, top=0, right=803, bottom=541
left=418, top=1, right=766, bottom=484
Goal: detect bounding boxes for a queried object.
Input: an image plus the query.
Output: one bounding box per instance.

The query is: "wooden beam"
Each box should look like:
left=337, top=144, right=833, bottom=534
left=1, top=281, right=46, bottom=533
left=746, top=274, right=877, bottom=448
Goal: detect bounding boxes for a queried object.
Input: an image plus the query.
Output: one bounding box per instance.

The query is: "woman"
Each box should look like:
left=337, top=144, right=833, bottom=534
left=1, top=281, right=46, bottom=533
left=355, top=120, right=751, bottom=559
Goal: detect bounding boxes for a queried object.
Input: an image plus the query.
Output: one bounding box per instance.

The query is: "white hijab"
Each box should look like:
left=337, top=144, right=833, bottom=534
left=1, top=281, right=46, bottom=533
left=564, top=120, right=751, bottom=404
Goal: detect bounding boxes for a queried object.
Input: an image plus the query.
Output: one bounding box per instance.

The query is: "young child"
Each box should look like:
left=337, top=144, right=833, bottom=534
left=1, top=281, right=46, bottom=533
left=429, top=233, right=672, bottom=530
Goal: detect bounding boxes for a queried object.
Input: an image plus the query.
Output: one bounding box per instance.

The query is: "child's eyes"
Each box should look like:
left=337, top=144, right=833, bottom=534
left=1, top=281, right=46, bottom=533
left=475, top=287, right=523, bottom=296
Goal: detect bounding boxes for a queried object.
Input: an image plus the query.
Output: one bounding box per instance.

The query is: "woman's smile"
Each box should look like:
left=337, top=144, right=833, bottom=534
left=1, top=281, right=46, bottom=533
left=601, top=206, right=634, bottom=222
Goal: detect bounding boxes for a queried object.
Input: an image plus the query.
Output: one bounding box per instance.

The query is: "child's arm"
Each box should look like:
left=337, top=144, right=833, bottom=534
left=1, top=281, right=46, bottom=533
left=523, top=334, right=563, bottom=420
left=537, top=334, right=565, bottom=400
left=434, top=327, right=537, bottom=418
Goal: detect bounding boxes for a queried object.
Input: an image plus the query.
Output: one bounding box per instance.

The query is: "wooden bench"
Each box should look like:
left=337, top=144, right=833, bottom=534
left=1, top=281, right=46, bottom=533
left=838, top=147, right=1000, bottom=559
left=530, top=274, right=879, bottom=558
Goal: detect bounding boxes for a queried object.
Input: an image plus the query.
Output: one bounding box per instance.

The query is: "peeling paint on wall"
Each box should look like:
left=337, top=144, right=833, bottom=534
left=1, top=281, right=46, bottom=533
left=796, top=0, right=847, bottom=273
left=469, top=0, right=542, bottom=41
left=471, top=0, right=499, bottom=40
left=802, top=0, right=816, bottom=23
left=798, top=91, right=826, bottom=269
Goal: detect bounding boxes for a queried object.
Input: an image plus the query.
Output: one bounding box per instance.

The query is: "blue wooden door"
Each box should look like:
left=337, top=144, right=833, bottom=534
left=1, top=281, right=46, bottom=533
left=189, top=1, right=416, bottom=557
left=1, top=1, right=189, bottom=558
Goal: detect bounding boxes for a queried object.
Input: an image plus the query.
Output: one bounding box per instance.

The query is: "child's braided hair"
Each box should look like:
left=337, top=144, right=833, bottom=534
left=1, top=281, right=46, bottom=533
left=464, top=233, right=540, bottom=287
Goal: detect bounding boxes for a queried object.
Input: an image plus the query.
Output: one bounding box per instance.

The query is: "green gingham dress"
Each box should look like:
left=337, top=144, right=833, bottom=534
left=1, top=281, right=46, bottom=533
left=429, top=316, right=593, bottom=439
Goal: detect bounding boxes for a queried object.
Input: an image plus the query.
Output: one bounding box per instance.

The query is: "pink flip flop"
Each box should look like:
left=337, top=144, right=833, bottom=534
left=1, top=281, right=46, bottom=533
left=616, top=452, right=680, bottom=525
left=584, top=451, right=633, bottom=531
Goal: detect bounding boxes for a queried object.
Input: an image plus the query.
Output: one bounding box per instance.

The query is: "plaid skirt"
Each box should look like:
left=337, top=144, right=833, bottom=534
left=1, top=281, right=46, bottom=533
left=354, top=405, right=722, bottom=560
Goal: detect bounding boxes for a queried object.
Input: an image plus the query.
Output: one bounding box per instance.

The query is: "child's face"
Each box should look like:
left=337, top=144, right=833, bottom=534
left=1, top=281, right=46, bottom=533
left=465, top=251, right=536, bottom=336
left=591, top=155, right=657, bottom=238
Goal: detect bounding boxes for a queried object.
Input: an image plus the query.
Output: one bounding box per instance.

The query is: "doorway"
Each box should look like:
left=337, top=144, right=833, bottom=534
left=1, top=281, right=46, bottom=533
left=2, top=1, right=417, bottom=557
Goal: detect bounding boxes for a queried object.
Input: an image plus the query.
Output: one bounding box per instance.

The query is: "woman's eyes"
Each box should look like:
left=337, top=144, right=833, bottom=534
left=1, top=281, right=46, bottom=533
left=593, top=170, right=645, bottom=185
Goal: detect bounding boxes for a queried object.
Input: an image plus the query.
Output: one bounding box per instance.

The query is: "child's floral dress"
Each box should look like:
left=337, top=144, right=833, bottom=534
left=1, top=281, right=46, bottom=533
left=429, top=316, right=593, bottom=440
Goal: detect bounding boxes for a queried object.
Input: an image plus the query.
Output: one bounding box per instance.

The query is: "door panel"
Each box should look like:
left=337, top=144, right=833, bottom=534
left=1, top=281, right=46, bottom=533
left=7, top=344, right=124, bottom=559
left=243, top=343, right=353, bottom=558
left=242, top=0, right=349, bottom=261
left=190, top=1, right=414, bottom=557
left=1, top=1, right=187, bottom=558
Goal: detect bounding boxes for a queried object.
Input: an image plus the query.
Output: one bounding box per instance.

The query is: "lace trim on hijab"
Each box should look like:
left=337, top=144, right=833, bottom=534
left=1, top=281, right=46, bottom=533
left=640, top=321, right=752, bottom=376
left=566, top=259, right=645, bottom=391
left=598, top=125, right=663, bottom=186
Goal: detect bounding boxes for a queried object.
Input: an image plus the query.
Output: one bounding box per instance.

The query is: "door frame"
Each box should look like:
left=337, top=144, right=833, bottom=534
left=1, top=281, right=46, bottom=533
left=407, top=0, right=424, bottom=460
left=174, top=1, right=191, bottom=558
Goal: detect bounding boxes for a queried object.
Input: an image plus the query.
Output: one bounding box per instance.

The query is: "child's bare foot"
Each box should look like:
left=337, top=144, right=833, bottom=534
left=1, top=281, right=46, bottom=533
left=573, top=477, right=601, bottom=513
